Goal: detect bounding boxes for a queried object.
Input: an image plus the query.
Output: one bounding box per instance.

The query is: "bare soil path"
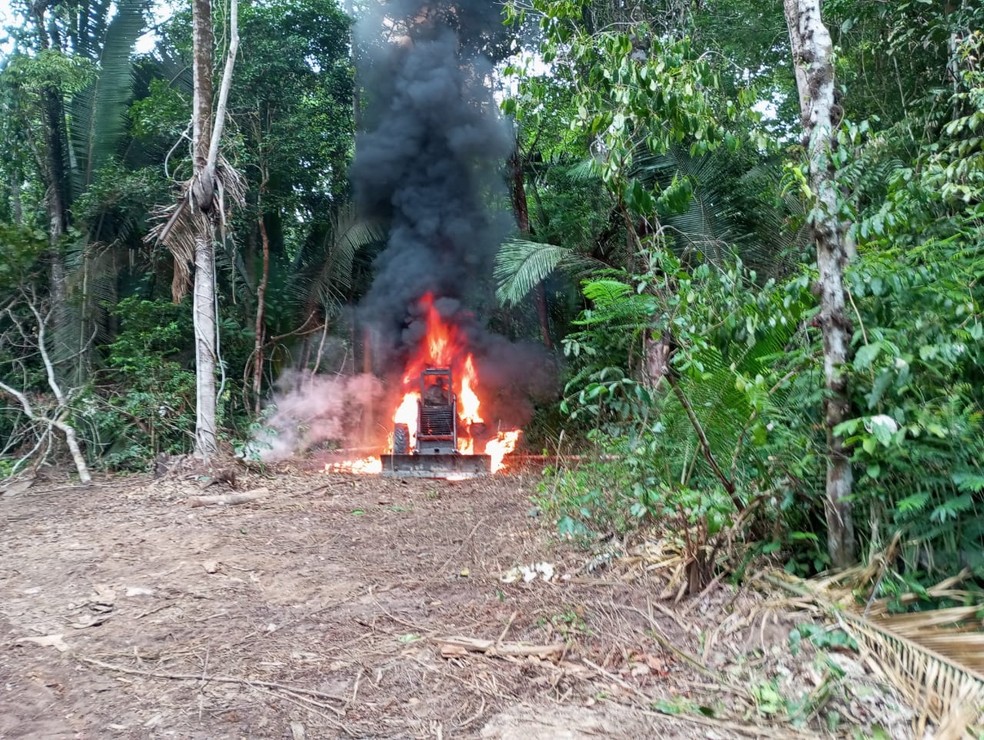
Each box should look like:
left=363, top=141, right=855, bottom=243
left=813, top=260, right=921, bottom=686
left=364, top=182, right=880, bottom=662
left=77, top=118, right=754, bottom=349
left=0, top=470, right=907, bottom=739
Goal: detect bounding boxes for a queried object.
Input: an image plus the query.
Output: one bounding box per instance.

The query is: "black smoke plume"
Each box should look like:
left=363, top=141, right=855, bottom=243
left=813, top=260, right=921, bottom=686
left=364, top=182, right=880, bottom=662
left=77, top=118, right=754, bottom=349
left=352, top=1, right=555, bottom=430
left=353, top=2, right=513, bottom=346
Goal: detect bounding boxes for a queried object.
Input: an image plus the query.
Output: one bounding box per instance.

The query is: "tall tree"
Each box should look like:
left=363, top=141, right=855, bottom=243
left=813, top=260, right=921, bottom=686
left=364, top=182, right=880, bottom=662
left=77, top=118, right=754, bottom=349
left=783, top=0, right=857, bottom=568
left=151, top=0, right=242, bottom=460
left=190, top=0, right=220, bottom=458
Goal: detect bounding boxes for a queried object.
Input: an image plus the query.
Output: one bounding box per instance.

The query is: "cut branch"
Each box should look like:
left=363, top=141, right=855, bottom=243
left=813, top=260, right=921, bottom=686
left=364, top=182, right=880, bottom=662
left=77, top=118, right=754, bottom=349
left=1, top=290, right=91, bottom=483
left=435, top=636, right=565, bottom=660
left=188, top=489, right=268, bottom=507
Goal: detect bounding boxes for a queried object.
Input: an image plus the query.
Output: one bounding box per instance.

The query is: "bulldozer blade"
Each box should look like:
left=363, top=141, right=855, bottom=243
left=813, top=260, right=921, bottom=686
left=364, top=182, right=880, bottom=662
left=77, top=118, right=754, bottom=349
left=380, top=454, right=491, bottom=478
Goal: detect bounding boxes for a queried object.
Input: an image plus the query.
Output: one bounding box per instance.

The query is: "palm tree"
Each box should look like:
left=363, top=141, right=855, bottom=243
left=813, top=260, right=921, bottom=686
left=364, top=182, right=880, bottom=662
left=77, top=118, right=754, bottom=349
left=247, top=202, right=384, bottom=410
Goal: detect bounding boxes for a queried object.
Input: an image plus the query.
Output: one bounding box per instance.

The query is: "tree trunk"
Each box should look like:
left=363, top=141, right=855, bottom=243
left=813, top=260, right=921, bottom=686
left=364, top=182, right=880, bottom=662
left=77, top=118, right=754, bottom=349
left=783, top=0, right=857, bottom=568
left=192, top=0, right=214, bottom=178
left=31, top=7, right=71, bottom=374
left=643, top=328, right=671, bottom=387
left=252, top=210, right=271, bottom=414
left=193, top=228, right=220, bottom=457
left=191, top=0, right=219, bottom=459
left=509, top=150, right=552, bottom=349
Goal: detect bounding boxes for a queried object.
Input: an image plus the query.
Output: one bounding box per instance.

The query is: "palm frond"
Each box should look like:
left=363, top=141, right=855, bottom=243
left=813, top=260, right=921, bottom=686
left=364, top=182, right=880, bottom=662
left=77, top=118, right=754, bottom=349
left=328, top=204, right=385, bottom=298
left=631, top=145, right=810, bottom=277
left=68, top=0, right=148, bottom=196
left=567, top=157, right=603, bottom=182
left=295, top=204, right=384, bottom=317
left=842, top=609, right=984, bottom=736
left=70, top=0, right=115, bottom=59
left=494, top=237, right=602, bottom=306
left=664, top=298, right=798, bottom=483
left=770, top=571, right=984, bottom=736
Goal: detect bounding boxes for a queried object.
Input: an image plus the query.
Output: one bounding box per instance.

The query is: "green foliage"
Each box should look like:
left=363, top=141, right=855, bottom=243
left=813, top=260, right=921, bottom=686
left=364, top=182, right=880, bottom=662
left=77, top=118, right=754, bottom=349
left=128, top=78, right=188, bottom=150
left=0, top=223, right=47, bottom=290
left=87, top=298, right=196, bottom=469
left=538, top=251, right=822, bottom=582
left=815, top=33, right=984, bottom=577
left=505, top=0, right=737, bottom=215
left=1, top=48, right=96, bottom=96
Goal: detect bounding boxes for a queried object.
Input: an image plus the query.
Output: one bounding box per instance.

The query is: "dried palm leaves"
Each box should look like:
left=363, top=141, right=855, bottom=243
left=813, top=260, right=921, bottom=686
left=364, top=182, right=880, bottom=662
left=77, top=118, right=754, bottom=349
left=766, top=564, right=984, bottom=738
left=146, top=158, right=246, bottom=302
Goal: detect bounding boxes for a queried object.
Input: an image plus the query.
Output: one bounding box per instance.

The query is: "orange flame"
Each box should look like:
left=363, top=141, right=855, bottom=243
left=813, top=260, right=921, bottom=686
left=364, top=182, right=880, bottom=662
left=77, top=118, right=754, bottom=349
left=328, top=292, right=521, bottom=476
left=325, top=457, right=382, bottom=474
left=458, top=354, right=483, bottom=426
left=393, top=391, right=420, bottom=448
left=486, top=430, right=522, bottom=473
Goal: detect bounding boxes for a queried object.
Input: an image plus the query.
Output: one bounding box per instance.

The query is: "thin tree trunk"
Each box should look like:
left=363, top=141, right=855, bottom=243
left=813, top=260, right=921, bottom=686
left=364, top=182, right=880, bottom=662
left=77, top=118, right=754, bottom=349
left=192, top=0, right=214, bottom=178
left=784, top=0, right=857, bottom=568
left=509, top=150, right=552, bottom=349
left=191, top=0, right=218, bottom=458
left=193, top=227, right=219, bottom=457
left=186, top=0, right=241, bottom=459
left=31, top=7, right=71, bottom=373
left=252, top=210, right=271, bottom=414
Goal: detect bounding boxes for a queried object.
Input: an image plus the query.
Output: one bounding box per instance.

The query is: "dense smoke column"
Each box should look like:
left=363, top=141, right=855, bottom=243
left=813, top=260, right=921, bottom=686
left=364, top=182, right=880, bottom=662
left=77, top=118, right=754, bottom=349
left=352, top=1, right=515, bottom=355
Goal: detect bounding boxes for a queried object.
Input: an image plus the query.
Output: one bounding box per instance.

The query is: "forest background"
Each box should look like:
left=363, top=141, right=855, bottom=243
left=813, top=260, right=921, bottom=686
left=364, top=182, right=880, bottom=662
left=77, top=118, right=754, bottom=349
left=1, top=0, right=982, bottom=596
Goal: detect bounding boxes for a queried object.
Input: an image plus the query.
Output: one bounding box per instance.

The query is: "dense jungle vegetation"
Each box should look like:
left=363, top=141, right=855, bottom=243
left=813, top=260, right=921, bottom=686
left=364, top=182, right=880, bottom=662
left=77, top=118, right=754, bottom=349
left=1, top=0, right=982, bottom=595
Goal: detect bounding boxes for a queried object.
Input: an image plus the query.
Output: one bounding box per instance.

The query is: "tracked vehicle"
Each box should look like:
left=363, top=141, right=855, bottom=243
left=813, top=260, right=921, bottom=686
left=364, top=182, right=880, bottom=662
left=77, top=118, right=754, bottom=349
left=380, top=368, right=491, bottom=478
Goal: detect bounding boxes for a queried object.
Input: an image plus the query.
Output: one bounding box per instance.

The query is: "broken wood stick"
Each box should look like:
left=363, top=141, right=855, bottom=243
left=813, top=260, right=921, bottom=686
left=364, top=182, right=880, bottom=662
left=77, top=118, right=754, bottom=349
left=435, top=635, right=564, bottom=660
left=188, top=488, right=268, bottom=507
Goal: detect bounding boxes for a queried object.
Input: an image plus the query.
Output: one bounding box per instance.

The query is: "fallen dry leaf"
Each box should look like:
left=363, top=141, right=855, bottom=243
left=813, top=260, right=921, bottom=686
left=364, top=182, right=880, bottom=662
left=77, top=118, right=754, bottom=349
left=72, top=613, right=111, bottom=629
left=18, top=634, right=70, bottom=652
left=91, top=584, right=116, bottom=606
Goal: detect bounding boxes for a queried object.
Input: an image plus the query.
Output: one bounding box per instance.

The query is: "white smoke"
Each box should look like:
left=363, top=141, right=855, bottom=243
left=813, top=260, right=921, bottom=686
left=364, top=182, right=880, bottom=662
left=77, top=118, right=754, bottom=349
left=249, top=370, right=385, bottom=462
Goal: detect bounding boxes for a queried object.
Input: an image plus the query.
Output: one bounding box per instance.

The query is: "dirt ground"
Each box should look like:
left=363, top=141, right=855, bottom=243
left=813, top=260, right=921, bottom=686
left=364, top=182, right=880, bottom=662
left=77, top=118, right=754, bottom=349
left=1, top=465, right=912, bottom=739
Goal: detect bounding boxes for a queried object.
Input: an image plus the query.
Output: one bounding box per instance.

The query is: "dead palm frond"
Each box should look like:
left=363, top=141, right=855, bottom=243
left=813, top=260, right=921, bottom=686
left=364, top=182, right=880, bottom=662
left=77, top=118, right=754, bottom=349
left=765, top=566, right=984, bottom=737
left=840, top=610, right=984, bottom=737
left=147, top=157, right=247, bottom=301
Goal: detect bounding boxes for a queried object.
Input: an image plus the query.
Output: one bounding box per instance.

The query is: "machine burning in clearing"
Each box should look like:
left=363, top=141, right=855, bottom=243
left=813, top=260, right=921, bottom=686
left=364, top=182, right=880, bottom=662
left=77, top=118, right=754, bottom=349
left=326, top=294, right=522, bottom=479
left=380, top=368, right=492, bottom=477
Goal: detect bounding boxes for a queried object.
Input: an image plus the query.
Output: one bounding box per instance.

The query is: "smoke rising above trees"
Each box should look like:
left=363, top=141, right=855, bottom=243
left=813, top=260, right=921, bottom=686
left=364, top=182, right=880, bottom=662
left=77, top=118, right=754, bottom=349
left=352, top=0, right=515, bottom=352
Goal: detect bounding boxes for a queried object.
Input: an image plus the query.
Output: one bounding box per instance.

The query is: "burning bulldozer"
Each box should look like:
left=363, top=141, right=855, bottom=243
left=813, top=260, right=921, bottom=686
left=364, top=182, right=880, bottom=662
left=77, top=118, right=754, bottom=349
left=323, top=294, right=521, bottom=478
left=381, top=368, right=492, bottom=477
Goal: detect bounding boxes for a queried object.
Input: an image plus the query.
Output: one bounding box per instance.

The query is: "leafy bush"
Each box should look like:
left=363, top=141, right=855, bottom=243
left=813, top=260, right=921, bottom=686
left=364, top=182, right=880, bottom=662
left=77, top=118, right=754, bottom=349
left=538, top=253, right=826, bottom=587
left=87, top=298, right=197, bottom=470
